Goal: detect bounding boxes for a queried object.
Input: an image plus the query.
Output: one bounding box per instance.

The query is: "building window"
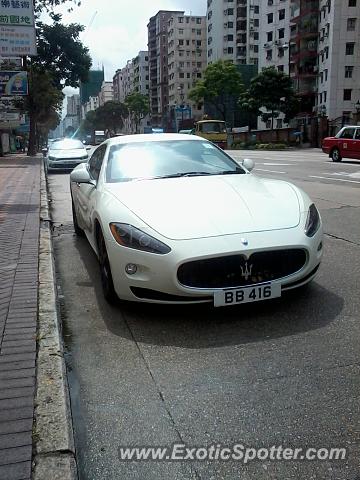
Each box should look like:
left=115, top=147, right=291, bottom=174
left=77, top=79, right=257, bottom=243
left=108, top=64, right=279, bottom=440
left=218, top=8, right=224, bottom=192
left=325, top=69, right=328, bottom=81
left=266, top=119, right=271, bottom=129
left=343, top=111, right=351, bottom=124
left=349, top=0, right=356, bottom=6
left=254, top=45, right=259, bottom=53
left=178, top=17, right=183, bottom=23
left=228, top=21, right=234, bottom=28
left=347, top=18, right=356, bottom=31
left=267, top=13, right=273, bottom=23
left=226, top=8, right=234, bottom=15
left=279, top=9, right=285, bottom=20
left=343, top=89, right=352, bottom=101
left=253, top=32, right=259, bottom=40
left=196, top=18, right=202, bottom=24
left=324, top=91, right=327, bottom=102
left=227, top=35, right=233, bottom=41
left=267, top=31, right=273, bottom=42
left=277, top=118, right=283, bottom=129
left=279, top=28, right=285, bottom=39
left=228, top=47, right=234, bottom=54
left=254, top=6, right=259, bottom=14
left=266, top=49, right=273, bottom=60
left=345, top=66, right=354, bottom=78
left=254, top=19, right=259, bottom=27
left=346, top=42, right=355, bottom=55
left=278, top=65, right=284, bottom=72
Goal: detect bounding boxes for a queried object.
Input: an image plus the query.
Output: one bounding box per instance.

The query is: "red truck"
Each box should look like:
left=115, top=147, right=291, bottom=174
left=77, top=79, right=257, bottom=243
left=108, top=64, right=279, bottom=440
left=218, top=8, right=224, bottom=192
left=322, top=125, right=360, bottom=162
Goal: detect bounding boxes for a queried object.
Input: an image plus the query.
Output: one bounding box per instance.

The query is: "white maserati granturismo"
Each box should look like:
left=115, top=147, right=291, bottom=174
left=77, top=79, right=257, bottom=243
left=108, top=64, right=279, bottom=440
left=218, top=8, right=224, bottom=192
left=70, top=134, right=323, bottom=307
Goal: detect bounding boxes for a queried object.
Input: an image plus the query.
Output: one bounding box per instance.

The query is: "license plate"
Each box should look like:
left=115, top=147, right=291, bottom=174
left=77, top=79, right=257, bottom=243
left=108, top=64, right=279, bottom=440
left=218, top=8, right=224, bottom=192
left=214, top=283, right=281, bottom=307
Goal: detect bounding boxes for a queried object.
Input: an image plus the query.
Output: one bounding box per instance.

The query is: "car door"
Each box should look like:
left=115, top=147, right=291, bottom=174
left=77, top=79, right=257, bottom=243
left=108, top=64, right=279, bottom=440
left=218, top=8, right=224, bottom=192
left=337, top=127, right=356, bottom=158
left=83, top=144, right=107, bottom=234
left=351, top=128, right=360, bottom=159
left=74, top=150, right=99, bottom=230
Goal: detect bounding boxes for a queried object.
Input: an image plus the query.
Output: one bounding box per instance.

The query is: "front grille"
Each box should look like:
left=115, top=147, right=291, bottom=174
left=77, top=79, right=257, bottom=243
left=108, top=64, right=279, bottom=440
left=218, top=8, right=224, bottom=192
left=177, top=249, right=307, bottom=289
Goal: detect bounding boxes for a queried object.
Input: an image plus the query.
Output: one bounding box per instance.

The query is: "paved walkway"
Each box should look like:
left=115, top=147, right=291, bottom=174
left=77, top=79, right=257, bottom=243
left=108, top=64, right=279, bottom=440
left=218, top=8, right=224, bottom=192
left=0, top=155, right=40, bottom=480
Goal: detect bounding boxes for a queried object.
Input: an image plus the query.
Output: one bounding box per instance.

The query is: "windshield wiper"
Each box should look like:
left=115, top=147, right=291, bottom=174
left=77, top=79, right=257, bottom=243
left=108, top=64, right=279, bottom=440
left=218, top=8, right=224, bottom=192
left=150, top=172, right=214, bottom=179
left=216, top=169, right=245, bottom=175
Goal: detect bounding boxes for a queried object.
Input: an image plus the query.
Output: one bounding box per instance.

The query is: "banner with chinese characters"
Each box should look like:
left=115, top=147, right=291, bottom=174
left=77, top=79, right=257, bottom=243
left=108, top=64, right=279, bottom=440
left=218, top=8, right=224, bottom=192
left=0, top=70, right=28, bottom=96
left=0, top=25, right=36, bottom=56
left=0, top=0, right=35, bottom=27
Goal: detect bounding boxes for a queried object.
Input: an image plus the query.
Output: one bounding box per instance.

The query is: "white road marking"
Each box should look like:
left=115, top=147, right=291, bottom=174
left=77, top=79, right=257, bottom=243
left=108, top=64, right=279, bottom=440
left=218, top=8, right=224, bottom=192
left=309, top=175, right=360, bottom=184
left=255, top=168, right=286, bottom=174
left=326, top=171, right=360, bottom=178
left=263, top=163, right=295, bottom=166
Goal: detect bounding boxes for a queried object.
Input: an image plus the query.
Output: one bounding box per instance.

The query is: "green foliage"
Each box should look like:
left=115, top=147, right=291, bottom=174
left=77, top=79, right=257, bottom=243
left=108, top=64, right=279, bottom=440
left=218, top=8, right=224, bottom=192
left=238, top=67, right=299, bottom=129
left=34, top=21, right=92, bottom=88
left=188, top=60, right=245, bottom=120
left=80, top=102, right=129, bottom=136
left=35, top=0, right=81, bottom=15
left=125, top=93, right=149, bottom=133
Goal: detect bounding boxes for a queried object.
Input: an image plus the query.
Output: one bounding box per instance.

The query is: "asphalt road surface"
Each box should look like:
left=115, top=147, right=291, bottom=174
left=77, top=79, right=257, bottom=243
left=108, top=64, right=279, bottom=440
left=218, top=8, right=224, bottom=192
left=48, top=148, right=360, bottom=480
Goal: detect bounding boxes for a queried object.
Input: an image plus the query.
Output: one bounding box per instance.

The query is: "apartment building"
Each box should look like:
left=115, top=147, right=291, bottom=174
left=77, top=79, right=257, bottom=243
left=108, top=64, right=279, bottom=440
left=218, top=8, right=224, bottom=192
left=113, top=52, right=150, bottom=133
left=257, top=0, right=360, bottom=133
left=207, top=0, right=260, bottom=66
left=98, top=81, right=114, bottom=106
left=315, top=0, right=360, bottom=128
left=148, top=10, right=184, bottom=128
left=168, top=13, right=207, bottom=129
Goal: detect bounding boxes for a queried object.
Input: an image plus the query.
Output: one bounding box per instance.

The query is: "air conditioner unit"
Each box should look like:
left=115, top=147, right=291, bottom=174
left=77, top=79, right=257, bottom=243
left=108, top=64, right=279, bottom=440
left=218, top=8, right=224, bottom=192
left=250, top=26, right=254, bottom=31
left=275, top=40, right=280, bottom=46
left=264, top=43, right=270, bottom=48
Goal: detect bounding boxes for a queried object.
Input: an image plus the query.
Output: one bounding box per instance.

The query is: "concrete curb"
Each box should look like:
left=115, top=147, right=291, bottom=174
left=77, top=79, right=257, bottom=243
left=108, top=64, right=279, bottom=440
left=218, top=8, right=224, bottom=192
left=32, top=161, right=78, bottom=480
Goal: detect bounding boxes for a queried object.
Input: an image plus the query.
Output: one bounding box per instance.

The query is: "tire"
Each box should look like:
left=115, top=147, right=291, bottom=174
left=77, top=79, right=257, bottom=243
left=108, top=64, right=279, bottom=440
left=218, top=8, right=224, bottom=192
left=71, top=201, right=85, bottom=237
left=97, top=230, right=118, bottom=304
left=331, top=148, right=342, bottom=162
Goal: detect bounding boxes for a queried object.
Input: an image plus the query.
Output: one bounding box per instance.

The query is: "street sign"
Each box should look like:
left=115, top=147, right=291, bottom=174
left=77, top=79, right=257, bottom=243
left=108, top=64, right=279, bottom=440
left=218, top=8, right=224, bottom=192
left=0, top=111, right=20, bottom=121
left=0, top=71, right=28, bottom=96
left=0, top=56, right=22, bottom=69
left=0, top=95, right=18, bottom=110
left=0, top=25, right=37, bottom=56
left=0, top=0, right=35, bottom=27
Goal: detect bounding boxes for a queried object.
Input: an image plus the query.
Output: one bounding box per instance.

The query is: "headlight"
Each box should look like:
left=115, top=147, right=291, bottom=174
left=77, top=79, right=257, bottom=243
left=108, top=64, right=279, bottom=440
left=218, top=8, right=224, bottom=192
left=305, top=204, right=320, bottom=237
left=109, top=223, right=171, bottom=254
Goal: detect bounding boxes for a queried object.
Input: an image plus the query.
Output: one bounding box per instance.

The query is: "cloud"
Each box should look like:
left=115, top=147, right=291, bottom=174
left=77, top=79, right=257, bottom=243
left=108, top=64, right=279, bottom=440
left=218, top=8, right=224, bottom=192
left=50, top=0, right=207, bottom=81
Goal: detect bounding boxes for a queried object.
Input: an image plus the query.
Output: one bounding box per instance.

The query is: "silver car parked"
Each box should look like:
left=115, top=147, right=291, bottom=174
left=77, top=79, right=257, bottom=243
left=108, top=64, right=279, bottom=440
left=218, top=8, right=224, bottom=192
left=45, top=139, right=89, bottom=172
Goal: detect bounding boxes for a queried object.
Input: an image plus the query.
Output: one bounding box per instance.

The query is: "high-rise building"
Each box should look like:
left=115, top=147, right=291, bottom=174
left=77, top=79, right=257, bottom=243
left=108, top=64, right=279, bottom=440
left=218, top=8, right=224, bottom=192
left=98, top=81, right=114, bottom=106
left=148, top=10, right=184, bottom=128
left=79, top=70, right=104, bottom=105
left=257, top=0, right=360, bottom=135
left=206, top=0, right=260, bottom=66
left=168, top=13, right=207, bottom=130
left=315, top=0, right=360, bottom=129
left=112, top=52, right=150, bottom=133
left=66, top=95, right=80, bottom=117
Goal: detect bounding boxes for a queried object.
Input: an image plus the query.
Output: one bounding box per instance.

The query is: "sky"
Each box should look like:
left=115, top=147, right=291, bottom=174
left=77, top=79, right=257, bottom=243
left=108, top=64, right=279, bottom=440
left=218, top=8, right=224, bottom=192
left=49, top=0, right=207, bottom=97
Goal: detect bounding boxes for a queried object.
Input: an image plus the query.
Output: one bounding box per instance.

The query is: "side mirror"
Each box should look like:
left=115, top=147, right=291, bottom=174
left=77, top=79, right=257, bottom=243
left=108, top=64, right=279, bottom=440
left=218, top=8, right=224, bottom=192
left=70, top=167, right=95, bottom=185
left=86, top=145, right=92, bottom=151
left=241, top=158, right=255, bottom=172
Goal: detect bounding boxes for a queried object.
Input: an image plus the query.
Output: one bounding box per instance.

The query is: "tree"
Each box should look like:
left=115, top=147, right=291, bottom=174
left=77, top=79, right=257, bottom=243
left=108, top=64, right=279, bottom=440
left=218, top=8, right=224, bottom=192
left=188, top=60, right=245, bottom=121
left=239, top=67, right=299, bottom=130
left=125, top=93, right=150, bottom=133
left=94, top=101, right=128, bottom=136
left=26, top=20, right=91, bottom=154
left=16, top=69, right=63, bottom=150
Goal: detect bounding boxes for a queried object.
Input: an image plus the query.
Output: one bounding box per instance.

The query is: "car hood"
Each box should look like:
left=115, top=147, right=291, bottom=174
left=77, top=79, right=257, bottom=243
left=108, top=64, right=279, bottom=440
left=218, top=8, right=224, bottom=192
left=49, top=149, right=87, bottom=159
left=106, top=175, right=301, bottom=240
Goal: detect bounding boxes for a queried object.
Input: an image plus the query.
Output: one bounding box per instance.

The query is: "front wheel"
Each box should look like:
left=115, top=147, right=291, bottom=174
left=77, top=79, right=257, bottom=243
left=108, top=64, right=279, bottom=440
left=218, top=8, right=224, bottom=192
left=97, top=230, right=118, bottom=304
left=72, top=201, right=85, bottom=237
left=331, top=148, right=342, bottom=162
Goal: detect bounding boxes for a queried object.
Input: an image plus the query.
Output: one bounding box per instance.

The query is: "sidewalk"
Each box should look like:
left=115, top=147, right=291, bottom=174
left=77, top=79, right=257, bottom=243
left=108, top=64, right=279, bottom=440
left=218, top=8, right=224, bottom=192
left=0, top=155, right=40, bottom=480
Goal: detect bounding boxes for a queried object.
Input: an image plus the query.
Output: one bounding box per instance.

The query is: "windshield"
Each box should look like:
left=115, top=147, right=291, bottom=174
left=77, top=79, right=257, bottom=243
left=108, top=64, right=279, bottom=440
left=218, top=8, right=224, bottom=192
left=199, top=122, right=227, bottom=134
left=106, top=140, right=245, bottom=183
left=50, top=139, right=85, bottom=150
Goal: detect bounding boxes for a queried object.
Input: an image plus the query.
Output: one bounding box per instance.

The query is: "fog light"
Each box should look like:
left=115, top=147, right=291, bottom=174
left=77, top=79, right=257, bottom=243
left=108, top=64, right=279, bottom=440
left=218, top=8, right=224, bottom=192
left=317, top=242, right=323, bottom=251
left=125, top=263, right=138, bottom=275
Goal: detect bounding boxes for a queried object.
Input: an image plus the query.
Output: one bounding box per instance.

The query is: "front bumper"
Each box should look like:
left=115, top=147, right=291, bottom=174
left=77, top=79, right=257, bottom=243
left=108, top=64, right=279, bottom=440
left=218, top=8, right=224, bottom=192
left=104, top=226, right=323, bottom=304
left=47, top=158, right=87, bottom=171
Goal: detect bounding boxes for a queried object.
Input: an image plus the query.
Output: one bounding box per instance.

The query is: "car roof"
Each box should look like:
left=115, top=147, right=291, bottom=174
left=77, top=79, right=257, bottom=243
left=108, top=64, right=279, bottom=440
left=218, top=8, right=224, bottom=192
left=105, top=133, right=204, bottom=146
left=341, top=125, right=359, bottom=128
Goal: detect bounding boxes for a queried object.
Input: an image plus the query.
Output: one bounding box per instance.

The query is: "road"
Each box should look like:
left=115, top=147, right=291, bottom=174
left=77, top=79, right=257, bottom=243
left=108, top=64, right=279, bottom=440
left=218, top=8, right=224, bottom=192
left=48, top=148, right=360, bottom=480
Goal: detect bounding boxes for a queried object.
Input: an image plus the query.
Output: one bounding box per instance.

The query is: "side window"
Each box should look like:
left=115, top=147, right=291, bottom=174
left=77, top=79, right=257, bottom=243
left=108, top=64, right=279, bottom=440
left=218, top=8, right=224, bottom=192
left=340, top=128, right=355, bottom=139
left=355, top=129, right=360, bottom=140
left=88, top=150, right=99, bottom=180
left=89, top=146, right=106, bottom=181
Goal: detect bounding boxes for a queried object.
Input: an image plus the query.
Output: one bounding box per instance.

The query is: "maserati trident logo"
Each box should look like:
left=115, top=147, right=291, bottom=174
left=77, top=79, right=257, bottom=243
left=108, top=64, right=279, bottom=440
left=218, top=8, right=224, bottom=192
left=240, top=261, right=253, bottom=281
left=241, top=238, right=248, bottom=246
